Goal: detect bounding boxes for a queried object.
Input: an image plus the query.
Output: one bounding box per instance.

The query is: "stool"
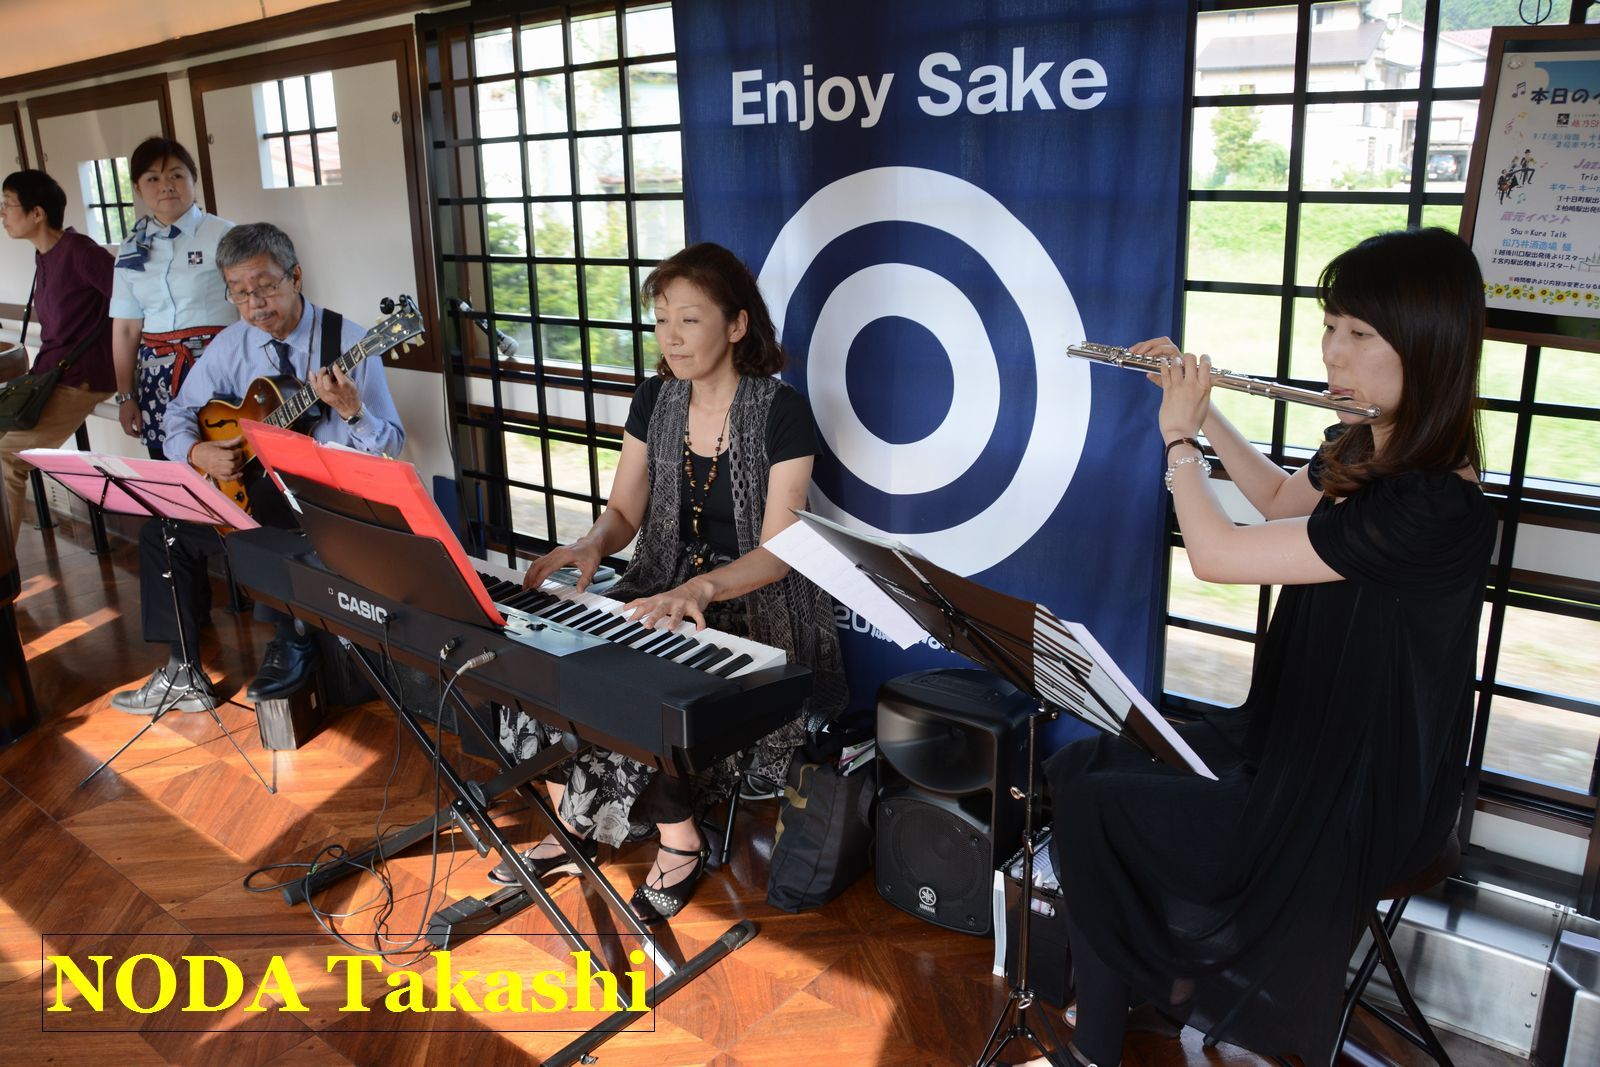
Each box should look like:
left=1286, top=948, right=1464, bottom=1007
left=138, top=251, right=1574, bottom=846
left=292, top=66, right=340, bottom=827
left=1331, top=830, right=1461, bottom=1067
left=697, top=766, right=781, bottom=869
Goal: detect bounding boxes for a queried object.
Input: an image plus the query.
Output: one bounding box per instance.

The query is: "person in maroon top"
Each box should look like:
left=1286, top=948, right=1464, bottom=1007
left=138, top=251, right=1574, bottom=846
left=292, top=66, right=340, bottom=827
left=0, top=170, right=115, bottom=545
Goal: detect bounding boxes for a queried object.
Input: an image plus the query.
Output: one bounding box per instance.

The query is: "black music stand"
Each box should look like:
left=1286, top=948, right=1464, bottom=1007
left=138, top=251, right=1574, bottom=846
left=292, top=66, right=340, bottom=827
left=21, top=452, right=274, bottom=793
left=250, top=465, right=762, bottom=1067
left=783, top=510, right=1212, bottom=1067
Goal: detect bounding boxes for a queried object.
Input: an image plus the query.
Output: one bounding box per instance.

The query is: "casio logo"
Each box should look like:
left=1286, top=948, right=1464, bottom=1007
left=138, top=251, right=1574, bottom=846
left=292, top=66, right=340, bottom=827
left=335, top=590, right=389, bottom=624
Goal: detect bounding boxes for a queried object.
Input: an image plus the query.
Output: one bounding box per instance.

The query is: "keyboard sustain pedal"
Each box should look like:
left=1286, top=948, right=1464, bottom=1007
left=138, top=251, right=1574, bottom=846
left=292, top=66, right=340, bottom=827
left=426, top=885, right=535, bottom=949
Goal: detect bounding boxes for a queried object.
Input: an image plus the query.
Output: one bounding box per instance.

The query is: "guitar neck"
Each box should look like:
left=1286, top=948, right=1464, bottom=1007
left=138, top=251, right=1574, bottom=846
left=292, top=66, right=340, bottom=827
left=266, top=337, right=381, bottom=429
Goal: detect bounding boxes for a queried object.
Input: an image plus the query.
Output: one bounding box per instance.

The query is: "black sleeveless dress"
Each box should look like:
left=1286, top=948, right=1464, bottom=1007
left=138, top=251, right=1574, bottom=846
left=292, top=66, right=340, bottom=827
left=1043, top=470, right=1495, bottom=1061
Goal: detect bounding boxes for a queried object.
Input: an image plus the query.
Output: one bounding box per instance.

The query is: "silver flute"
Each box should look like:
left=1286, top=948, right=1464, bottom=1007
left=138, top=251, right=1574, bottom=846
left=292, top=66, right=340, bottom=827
left=1066, top=341, right=1381, bottom=418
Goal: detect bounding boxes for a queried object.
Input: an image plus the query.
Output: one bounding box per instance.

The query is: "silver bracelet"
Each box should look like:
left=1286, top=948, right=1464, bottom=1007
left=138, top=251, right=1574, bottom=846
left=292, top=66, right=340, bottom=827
left=1164, top=452, right=1212, bottom=493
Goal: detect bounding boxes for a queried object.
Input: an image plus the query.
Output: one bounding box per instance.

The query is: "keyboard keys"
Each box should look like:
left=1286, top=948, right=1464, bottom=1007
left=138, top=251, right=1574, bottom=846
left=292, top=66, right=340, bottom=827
left=694, top=646, right=733, bottom=672
left=616, top=624, right=658, bottom=647
left=678, top=644, right=722, bottom=669
left=476, top=564, right=784, bottom=679
left=712, top=653, right=754, bottom=678
left=649, top=633, right=692, bottom=658
left=588, top=616, right=628, bottom=637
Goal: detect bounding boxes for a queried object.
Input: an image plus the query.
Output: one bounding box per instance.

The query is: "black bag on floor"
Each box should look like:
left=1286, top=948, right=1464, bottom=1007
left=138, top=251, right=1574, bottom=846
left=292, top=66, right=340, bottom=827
left=766, top=744, right=877, bottom=913
left=0, top=316, right=105, bottom=432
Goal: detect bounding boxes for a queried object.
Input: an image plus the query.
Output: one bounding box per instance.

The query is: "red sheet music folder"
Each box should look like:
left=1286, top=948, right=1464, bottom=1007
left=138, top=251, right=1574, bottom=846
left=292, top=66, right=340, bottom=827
left=240, top=420, right=506, bottom=627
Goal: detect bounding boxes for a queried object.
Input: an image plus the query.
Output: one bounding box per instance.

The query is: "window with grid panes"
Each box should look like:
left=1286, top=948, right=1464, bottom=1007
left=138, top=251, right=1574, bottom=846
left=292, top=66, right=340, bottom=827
left=255, top=73, right=342, bottom=188
left=420, top=1, right=683, bottom=561
left=1177, top=0, right=1600, bottom=914
left=78, top=157, right=134, bottom=245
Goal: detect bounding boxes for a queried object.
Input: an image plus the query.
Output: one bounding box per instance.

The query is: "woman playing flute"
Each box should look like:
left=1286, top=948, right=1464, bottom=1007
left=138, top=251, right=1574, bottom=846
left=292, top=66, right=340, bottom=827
left=1022, top=228, right=1495, bottom=1066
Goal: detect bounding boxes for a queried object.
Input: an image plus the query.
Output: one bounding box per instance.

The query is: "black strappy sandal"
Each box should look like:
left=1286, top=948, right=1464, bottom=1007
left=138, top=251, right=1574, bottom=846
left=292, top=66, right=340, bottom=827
left=629, top=840, right=709, bottom=925
left=486, top=836, right=598, bottom=886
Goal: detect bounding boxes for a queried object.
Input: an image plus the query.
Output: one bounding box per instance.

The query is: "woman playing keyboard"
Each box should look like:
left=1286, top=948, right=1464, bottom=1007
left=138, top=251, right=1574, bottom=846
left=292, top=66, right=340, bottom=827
left=489, top=242, right=848, bottom=923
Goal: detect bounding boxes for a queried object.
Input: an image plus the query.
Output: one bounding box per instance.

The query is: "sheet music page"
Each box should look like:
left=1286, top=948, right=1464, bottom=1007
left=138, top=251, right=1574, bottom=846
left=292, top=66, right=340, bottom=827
left=790, top=508, right=930, bottom=557
left=1031, top=610, right=1123, bottom=735
left=765, top=519, right=930, bottom=649
left=18, top=449, right=258, bottom=529
left=1055, top=614, right=1215, bottom=780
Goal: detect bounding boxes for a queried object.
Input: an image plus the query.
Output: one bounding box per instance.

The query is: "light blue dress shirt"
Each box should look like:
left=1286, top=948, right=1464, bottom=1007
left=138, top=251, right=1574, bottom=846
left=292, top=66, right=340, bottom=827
left=109, top=202, right=238, bottom=331
left=162, top=298, right=406, bottom=463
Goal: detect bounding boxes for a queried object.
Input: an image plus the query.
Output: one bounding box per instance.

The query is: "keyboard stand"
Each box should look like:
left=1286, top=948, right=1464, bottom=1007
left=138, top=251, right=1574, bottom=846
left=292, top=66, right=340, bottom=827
left=295, top=635, right=757, bottom=1067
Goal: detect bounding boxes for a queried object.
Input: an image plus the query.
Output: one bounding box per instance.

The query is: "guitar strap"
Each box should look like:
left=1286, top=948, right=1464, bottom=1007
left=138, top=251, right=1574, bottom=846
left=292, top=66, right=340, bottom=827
left=319, top=307, right=344, bottom=370
left=249, top=307, right=343, bottom=531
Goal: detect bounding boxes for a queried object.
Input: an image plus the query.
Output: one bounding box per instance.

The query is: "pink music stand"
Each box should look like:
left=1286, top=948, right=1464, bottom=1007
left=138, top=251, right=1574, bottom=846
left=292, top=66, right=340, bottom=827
left=20, top=447, right=270, bottom=792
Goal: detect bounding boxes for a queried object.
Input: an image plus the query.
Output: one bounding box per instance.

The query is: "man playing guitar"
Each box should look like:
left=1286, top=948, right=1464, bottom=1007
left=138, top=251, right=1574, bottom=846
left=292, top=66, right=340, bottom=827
left=111, top=222, right=406, bottom=715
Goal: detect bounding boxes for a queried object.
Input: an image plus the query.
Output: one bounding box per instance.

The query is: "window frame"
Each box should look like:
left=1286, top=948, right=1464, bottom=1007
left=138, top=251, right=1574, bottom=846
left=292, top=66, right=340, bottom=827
left=419, top=0, right=683, bottom=563
left=256, top=72, right=341, bottom=188
left=80, top=155, right=135, bottom=245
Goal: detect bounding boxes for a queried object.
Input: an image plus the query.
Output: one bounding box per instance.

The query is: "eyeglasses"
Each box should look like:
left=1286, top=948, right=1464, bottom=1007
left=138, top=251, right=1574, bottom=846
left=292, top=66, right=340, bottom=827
left=227, top=273, right=290, bottom=305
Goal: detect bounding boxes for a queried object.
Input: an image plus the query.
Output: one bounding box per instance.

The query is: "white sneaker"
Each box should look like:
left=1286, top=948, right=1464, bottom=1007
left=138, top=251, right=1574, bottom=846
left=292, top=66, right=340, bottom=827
left=109, top=665, right=219, bottom=715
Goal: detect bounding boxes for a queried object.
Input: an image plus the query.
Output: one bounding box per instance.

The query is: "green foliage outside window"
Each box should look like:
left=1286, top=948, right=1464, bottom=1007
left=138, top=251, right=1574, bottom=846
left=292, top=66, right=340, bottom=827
left=1205, top=106, right=1289, bottom=188
left=486, top=202, right=636, bottom=368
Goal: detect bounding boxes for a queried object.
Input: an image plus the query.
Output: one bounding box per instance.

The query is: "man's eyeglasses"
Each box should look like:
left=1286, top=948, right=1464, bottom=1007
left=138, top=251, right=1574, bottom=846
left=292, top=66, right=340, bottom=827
left=227, top=273, right=290, bottom=305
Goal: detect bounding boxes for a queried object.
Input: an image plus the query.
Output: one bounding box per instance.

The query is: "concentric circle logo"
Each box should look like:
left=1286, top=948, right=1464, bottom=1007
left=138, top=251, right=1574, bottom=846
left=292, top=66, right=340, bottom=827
left=758, top=166, right=1088, bottom=576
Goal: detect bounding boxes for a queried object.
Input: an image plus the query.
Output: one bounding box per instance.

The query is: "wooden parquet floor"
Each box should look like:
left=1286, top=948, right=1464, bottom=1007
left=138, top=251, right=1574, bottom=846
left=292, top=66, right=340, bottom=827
left=0, top=514, right=1522, bottom=1067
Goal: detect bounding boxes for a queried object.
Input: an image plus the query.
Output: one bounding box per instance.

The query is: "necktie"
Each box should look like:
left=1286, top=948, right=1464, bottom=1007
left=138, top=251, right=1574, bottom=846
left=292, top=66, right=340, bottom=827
left=269, top=339, right=297, bottom=380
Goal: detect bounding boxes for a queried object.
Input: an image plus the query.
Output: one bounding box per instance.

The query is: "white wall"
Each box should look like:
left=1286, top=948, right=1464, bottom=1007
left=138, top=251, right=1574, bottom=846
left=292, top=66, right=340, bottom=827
left=198, top=59, right=448, bottom=485
left=0, top=121, right=36, bottom=308
left=200, top=62, right=415, bottom=314
left=34, top=99, right=164, bottom=235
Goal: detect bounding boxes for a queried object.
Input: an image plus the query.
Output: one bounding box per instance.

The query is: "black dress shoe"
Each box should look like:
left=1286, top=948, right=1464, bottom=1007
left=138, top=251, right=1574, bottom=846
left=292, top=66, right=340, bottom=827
left=248, top=638, right=318, bottom=701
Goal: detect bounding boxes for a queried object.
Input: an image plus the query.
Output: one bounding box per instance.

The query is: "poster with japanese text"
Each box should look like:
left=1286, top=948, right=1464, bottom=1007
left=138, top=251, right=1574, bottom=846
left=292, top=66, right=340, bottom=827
left=1467, top=29, right=1600, bottom=350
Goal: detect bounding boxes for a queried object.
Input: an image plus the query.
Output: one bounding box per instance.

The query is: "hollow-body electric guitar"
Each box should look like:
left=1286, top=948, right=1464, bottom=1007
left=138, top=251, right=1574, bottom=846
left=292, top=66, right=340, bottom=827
left=194, top=295, right=424, bottom=513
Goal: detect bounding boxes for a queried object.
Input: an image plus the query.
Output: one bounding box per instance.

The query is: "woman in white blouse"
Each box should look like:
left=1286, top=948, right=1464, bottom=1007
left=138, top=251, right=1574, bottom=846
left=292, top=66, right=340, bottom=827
left=109, top=137, right=236, bottom=458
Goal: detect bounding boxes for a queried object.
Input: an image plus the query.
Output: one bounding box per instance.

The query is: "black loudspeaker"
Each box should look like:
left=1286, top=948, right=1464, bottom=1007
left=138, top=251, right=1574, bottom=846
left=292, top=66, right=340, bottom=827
left=874, top=668, right=1033, bottom=935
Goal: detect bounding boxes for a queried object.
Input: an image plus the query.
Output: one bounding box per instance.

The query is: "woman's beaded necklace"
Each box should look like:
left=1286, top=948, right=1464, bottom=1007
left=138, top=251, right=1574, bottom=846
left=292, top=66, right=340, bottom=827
left=682, top=404, right=733, bottom=566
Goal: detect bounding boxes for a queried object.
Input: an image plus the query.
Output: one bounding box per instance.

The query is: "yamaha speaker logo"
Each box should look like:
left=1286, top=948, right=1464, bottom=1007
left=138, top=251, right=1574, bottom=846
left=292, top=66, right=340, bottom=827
left=759, top=165, right=1089, bottom=576
left=917, top=885, right=938, bottom=912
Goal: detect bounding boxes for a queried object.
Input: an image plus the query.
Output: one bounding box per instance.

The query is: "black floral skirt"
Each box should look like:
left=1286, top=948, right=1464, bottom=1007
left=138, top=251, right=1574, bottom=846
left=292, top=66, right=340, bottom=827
left=496, top=538, right=804, bottom=846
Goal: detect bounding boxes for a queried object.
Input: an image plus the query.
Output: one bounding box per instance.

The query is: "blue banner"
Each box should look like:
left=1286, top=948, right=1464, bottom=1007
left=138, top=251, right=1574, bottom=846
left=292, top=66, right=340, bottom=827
left=674, top=0, right=1188, bottom=744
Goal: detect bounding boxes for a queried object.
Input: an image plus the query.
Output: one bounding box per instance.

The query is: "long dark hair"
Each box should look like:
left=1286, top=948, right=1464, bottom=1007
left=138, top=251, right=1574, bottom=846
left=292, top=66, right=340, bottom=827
left=643, top=243, right=785, bottom=377
left=1315, top=227, right=1483, bottom=496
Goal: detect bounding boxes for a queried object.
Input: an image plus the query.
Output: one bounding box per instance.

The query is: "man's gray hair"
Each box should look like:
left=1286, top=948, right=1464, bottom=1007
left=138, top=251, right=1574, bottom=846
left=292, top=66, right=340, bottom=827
left=215, top=222, right=299, bottom=276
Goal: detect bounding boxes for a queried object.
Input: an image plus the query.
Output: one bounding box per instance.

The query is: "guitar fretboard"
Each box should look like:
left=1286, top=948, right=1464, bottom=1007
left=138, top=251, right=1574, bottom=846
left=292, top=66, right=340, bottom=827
left=265, top=316, right=418, bottom=429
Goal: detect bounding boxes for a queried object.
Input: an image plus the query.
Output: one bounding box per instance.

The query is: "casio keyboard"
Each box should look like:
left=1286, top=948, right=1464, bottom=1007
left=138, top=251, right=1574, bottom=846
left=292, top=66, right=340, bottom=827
left=226, top=526, right=812, bottom=776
